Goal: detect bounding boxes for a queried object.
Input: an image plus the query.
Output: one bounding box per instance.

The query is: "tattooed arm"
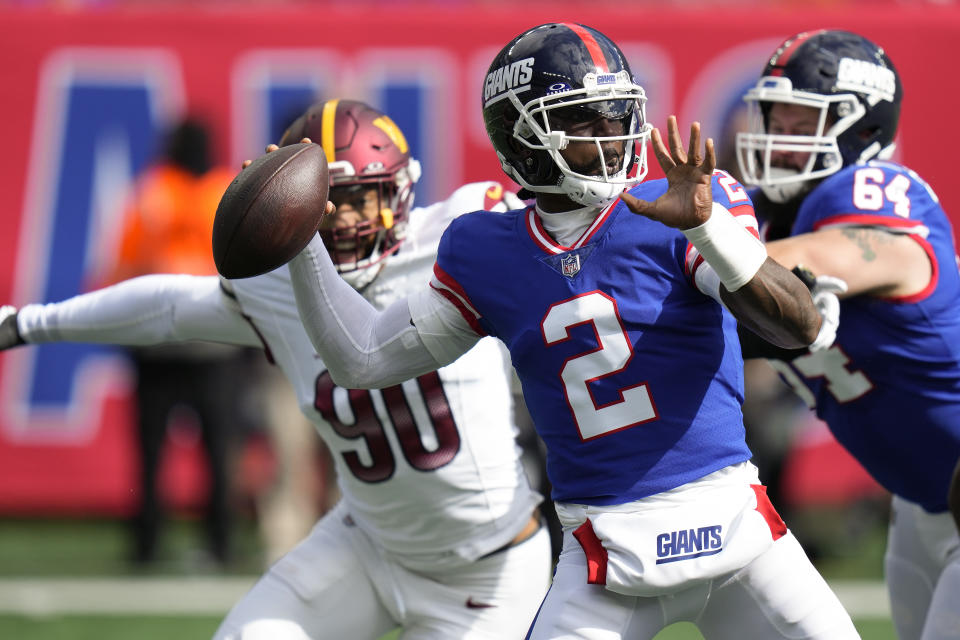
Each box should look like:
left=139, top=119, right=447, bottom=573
left=764, top=226, right=932, bottom=299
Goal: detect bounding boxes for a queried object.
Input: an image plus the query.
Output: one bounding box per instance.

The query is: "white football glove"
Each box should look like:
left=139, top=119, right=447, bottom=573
left=807, top=275, right=847, bottom=352
left=0, top=305, right=24, bottom=351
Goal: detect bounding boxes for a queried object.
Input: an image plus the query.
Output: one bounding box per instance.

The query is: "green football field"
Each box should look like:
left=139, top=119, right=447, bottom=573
left=0, top=514, right=897, bottom=639
left=0, top=616, right=897, bottom=639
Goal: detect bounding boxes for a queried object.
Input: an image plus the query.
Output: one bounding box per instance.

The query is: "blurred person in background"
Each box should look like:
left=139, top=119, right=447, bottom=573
left=106, top=117, right=247, bottom=567
left=117, top=116, right=329, bottom=567
left=253, top=360, right=330, bottom=566
left=0, top=98, right=550, bottom=639
left=736, top=29, right=960, bottom=640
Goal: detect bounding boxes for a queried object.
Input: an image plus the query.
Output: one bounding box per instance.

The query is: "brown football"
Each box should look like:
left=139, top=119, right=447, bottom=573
left=212, top=143, right=329, bottom=279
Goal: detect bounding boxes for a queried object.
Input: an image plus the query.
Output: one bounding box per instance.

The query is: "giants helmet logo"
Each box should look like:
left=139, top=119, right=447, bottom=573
left=483, top=57, right=534, bottom=106
left=836, top=57, right=897, bottom=103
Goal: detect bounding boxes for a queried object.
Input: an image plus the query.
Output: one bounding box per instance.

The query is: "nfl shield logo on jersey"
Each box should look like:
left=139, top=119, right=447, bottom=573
left=561, top=253, right=581, bottom=278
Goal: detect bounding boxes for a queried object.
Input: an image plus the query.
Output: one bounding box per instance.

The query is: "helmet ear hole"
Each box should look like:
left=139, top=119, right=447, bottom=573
left=502, top=107, right=530, bottom=145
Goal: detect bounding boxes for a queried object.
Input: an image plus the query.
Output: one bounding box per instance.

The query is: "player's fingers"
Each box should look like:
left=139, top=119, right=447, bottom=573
left=814, top=292, right=840, bottom=317
left=324, top=201, right=336, bottom=216
left=241, top=159, right=252, bottom=169
left=620, top=192, right=651, bottom=215
left=650, top=128, right=676, bottom=171
left=265, top=144, right=279, bottom=154
left=816, top=275, right=849, bottom=295
left=687, top=122, right=702, bottom=166
left=704, top=137, right=716, bottom=174
left=300, top=137, right=312, bottom=144
left=666, top=116, right=686, bottom=163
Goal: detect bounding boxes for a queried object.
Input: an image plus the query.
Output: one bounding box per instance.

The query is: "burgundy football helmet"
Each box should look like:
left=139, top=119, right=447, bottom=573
left=280, top=99, right=422, bottom=276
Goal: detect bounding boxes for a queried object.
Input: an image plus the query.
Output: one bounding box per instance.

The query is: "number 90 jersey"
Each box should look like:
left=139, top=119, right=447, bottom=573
left=769, top=160, right=960, bottom=512
left=231, top=182, right=541, bottom=571
left=431, top=175, right=755, bottom=506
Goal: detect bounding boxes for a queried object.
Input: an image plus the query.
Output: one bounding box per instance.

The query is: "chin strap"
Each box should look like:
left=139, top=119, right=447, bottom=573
left=564, top=178, right=625, bottom=208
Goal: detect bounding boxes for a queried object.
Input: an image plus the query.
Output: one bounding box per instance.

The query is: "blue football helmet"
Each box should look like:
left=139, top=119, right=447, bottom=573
left=736, top=29, right=903, bottom=203
left=482, top=23, right=652, bottom=207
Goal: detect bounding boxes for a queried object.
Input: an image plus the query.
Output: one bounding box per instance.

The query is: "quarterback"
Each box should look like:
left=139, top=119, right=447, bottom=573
left=283, top=23, right=858, bottom=639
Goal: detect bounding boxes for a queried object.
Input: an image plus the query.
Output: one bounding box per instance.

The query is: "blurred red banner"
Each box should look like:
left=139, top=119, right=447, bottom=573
left=1, top=4, right=956, bottom=514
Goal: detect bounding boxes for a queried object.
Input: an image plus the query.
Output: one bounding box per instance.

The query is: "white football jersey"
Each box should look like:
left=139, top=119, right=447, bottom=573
left=230, top=181, right=541, bottom=570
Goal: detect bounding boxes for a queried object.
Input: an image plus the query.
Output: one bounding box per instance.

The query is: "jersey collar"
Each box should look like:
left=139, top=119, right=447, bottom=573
left=525, top=198, right=620, bottom=255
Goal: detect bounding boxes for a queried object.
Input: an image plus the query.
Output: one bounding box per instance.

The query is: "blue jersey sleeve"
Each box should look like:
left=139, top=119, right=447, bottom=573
left=711, top=169, right=756, bottom=217
left=711, top=169, right=759, bottom=240
left=432, top=207, right=530, bottom=338
left=682, top=171, right=760, bottom=293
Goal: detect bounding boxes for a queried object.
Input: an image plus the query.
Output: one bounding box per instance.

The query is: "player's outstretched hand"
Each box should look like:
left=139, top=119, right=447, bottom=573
left=240, top=139, right=336, bottom=216
left=621, top=115, right=715, bottom=230
left=0, top=306, right=25, bottom=350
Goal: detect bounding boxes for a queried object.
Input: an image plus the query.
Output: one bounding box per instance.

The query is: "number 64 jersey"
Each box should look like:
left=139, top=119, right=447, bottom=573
left=231, top=182, right=541, bottom=571
left=761, top=160, right=960, bottom=513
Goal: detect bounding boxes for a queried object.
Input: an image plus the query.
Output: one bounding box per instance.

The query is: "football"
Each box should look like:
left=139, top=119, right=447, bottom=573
left=212, top=142, right=329, bottom=279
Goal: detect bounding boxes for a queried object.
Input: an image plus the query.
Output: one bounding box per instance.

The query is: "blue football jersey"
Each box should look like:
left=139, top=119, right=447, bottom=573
left=759, top=161, right=960, bottom=512
left=431, top=175, right=755, bottom=505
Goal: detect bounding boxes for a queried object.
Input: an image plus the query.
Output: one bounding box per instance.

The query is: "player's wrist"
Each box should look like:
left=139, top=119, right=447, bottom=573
left=682, top=203, right=767, bottom=292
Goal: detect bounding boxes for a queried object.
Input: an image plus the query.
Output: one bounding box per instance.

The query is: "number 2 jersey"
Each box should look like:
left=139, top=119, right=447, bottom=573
left=757, top=160, right=960, bottom=512
left=231, top=182, right=541, bottom=569
left=428, top=174, right=756, bottom=506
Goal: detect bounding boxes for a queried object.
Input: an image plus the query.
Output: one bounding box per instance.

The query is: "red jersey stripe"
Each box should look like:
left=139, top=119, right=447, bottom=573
left=525, top=200, right=621, bottom=256
left=752, top=484, right=787, bottom=541
left=430, top=283, right=488, bottom=336
left=812, top=213, right=929, bottom=234
left=432, top=263, right=482, bottom=320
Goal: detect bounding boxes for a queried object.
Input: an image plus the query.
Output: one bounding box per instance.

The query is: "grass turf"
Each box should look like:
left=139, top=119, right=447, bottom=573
left=0, top=616, right=897, bottom=639
left=0, top=513, right=897, bottom=638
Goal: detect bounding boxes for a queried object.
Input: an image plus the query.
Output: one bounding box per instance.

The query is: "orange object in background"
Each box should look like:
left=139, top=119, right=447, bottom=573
left=111, top=164, right=234, bottom=282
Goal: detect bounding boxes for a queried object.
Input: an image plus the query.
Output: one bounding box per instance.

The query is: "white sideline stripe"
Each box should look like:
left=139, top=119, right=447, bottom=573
left=0, top=577, right=256, bottom=616
left=0, top=577, right=891, bottom=619
left=831, top=580, right=891, bottom=618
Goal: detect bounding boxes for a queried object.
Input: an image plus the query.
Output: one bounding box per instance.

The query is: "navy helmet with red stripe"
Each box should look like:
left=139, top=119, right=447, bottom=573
left=482, top=23, right=652, bottom=207
left=736, top=29, right=903, bottom=203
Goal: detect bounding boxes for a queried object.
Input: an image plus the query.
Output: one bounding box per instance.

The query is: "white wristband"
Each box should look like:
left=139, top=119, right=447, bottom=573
left=682, top=202, right=767, bottom=292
